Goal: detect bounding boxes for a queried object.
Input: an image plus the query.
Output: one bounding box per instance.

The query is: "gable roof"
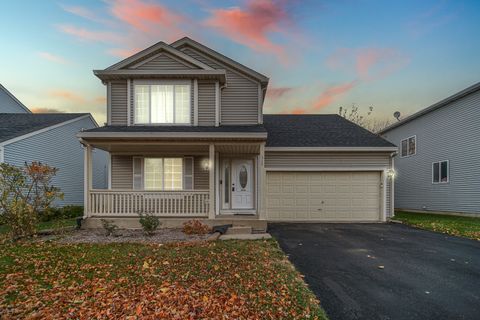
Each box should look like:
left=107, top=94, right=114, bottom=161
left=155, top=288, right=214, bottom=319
left=171, top=37, right=269, bottom=85
left=379, top=81, right=480, bottom=134
left=0, top=84, right=31, bottom=113
left=104, top=41, right=213, bottom=71
left=263, top=114, right=396, bottom=149
left=0, top=113, right=90, bottom=144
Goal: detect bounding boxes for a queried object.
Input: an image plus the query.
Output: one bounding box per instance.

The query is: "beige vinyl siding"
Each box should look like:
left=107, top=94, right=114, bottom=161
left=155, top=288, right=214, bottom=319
left=111, top=155, right=133, bottom=189
left=180, top=47, right=260, bottom=125
left=198, top=80, right=216, bottom=126
left=110, top=81, right=128, bottom=125
left=128, top=80, right=194, bottom=125
left=264, top=151, right=394, bottom=219
left=265, top=151, right=391, bottom=169
left=111, top=155, right=208, bottom=190
left=133, top=53, right=198, bottom=70
left=194, top=156, right=209, bottom=189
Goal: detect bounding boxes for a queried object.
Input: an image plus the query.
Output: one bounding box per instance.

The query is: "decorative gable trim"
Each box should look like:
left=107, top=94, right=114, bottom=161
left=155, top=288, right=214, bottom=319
left=129, top=51, right=198, bottom=70
left=105, top=42, right=213, bottom=71
left=170, top=37, right=269, bottom=84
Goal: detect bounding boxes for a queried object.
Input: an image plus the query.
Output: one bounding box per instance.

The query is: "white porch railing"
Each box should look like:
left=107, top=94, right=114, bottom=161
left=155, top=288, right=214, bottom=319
left=88, top=190, right=209, bottom=217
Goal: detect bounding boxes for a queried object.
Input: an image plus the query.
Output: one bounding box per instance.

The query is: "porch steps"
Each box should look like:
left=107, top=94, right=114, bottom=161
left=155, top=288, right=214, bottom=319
left=225, top=226, right=252, bottom=235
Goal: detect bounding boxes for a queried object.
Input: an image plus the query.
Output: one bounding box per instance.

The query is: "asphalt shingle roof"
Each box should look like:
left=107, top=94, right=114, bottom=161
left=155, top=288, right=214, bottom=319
left=263, top=114, right=396, bottom=148
left=81, top=114, right=395, bottom=148
left=0, top=113, right=88, bottom=143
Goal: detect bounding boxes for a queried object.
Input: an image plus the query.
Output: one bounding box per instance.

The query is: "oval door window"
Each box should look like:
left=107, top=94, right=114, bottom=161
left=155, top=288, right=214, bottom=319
left=239, top=166, right=248, bottom=190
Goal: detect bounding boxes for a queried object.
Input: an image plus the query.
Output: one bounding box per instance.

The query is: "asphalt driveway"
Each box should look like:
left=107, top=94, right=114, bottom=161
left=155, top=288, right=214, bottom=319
left=269, top=223, right=480, bottom=320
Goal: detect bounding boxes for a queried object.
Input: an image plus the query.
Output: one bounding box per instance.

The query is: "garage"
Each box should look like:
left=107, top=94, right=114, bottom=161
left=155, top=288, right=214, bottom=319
left=265, top=171, right=382, bottom=221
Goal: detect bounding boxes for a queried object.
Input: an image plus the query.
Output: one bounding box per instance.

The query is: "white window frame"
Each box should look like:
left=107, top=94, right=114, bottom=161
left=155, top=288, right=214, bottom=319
left=400, top=135, right=416, bottom=158
left=133, top=80, right=191, bottom=126
left=432, top=160, right=449, bottom=184
left=143, top=157, right=184, bottom=191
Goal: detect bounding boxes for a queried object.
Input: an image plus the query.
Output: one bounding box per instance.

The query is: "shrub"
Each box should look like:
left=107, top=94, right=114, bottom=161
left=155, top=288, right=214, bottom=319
left=40, top=205, right=84, bottom=222
left=0, top=162, right=63, bottom=240
left=138, top=212, right=161, bottom=236
left=101, top=219, right=118, bottom=236
left=182, top=220, right=211, bottom=235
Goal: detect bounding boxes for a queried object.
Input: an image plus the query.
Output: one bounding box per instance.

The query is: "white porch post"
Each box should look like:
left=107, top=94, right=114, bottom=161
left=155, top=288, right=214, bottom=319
left=209, top=143, right=215, bottom=219
left=258, top=142, right=266, bottom=219
left=83, top=144, right=93, bottom=218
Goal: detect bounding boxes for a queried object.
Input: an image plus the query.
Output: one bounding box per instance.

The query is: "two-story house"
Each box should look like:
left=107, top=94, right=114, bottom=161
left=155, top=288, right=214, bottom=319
left=380, top=82, right=480, bottom=216
left=78, top=37, right=397, bottom=228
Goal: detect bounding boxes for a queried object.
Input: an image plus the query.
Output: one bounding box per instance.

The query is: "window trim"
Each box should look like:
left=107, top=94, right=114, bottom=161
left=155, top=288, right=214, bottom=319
left=400, top=135, right=416, bottom=158
left=143, top=157, right=184, bottom=191
left=432, top=160, right=449, bottom=184
left=133, top=80, right=191, bottom=126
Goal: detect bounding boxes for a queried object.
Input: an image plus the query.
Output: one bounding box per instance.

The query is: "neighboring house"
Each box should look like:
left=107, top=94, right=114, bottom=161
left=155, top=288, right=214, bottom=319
left=380, top=82, right=480, bottom=216
left=0, top=84, right=31, bottom=113
left=78, top=37, right=396, bottom=227
left=0, top=112, right=108, bottom=206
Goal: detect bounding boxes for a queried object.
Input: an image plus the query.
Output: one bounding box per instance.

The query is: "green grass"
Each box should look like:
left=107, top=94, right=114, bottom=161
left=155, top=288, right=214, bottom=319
left=0, top=240, right=327, bottom=319
left=394, top=211, right=480, bottom=240
left=0, top=218, right=77, bottom=235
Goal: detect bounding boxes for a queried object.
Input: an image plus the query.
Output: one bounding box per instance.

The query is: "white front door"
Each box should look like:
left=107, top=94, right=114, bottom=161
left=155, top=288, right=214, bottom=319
left=231, top=159, right=254, bottom=209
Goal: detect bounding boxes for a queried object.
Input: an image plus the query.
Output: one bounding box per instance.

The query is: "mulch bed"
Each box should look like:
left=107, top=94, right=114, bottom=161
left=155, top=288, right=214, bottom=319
left=54, top=228, right=210, bottom=244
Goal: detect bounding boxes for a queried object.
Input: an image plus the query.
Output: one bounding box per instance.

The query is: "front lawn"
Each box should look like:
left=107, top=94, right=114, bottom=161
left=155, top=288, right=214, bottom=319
left=394, top=211, right=480, bottom=241
left=0, top=240, right=326, bottom=319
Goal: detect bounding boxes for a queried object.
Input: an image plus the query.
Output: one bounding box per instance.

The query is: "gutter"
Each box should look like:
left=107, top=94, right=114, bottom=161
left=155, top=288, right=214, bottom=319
left=77, top=131, right=268, bottom=140
left=265, top=146, right=399, bottom=152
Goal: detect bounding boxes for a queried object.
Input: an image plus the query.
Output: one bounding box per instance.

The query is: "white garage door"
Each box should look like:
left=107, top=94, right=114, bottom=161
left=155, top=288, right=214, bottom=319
left=266, top=171, right=381, bottom=221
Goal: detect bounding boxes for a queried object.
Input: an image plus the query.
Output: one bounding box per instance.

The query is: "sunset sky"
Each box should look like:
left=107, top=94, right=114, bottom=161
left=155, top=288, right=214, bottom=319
left=1, top=0, right=479, bottom=124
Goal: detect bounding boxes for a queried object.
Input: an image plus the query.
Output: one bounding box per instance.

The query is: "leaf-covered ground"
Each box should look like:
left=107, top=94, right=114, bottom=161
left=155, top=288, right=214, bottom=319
left=0, top=240, right=327, bottom=319
left=394, top=211, right=480, bottom=241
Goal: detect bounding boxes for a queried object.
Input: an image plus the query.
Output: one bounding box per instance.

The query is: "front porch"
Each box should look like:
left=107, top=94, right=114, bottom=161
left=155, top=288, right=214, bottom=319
left=80, top=135, right=267, bottom=225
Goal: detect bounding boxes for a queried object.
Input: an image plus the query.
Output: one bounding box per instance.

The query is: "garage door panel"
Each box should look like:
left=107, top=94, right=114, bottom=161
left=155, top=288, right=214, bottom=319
left=266, top=171, right=381, bottom=221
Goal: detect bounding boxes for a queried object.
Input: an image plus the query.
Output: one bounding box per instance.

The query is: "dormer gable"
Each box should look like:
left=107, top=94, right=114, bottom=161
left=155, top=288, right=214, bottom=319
left=105, top=41, right=212, bottom=71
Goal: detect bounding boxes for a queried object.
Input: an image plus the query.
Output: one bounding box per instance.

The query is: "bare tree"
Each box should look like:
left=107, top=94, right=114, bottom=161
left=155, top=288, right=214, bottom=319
left=338, top=104, right=392, bottom=133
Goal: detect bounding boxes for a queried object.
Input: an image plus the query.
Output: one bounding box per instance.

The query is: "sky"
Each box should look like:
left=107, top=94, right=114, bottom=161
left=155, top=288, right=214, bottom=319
left=1, top=0, right=479, bottom=125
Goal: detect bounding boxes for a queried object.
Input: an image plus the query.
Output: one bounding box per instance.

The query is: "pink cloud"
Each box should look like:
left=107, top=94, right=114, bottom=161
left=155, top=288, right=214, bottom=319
left=60, top=5, right=106, bottom=24
left=355, top=48, right=409, bottom=81
left=30, top=107, right=65, bottom=113
left=290, top=107, right=307, bottom=114
left=38, top=52, right=69, bottom=64
left=94, top=96, right=107, bottom=105
left=327, top=47, right=409, bottom=81
left=266, top=86, right=293, bottom=99
left=107, top=47, right=140, bottom=58
left=57, top=25, right=122, bottom=43
left=312, top=80, right=359, bottom=110
left=204, top=0, right=291, bottom=63
left=110, top=0, right=185, bottom=40
left=49, top=90, right=85, bottom=104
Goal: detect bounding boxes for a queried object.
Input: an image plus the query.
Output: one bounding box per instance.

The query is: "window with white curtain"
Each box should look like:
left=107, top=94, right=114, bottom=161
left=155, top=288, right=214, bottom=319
left=144, top=158, right=183, bottom=190
left=134, top=83, right=190, bottom=124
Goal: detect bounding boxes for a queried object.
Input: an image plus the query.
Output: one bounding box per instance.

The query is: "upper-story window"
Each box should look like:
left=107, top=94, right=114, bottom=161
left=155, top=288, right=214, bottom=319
left=134, top=82, right=190, bottom=124
left=400, top=135, right=416, bottom=157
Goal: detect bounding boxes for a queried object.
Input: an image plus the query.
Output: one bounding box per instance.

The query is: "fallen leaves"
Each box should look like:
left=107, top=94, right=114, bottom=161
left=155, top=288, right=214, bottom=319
left=0, top=240, right=326, bottom=319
